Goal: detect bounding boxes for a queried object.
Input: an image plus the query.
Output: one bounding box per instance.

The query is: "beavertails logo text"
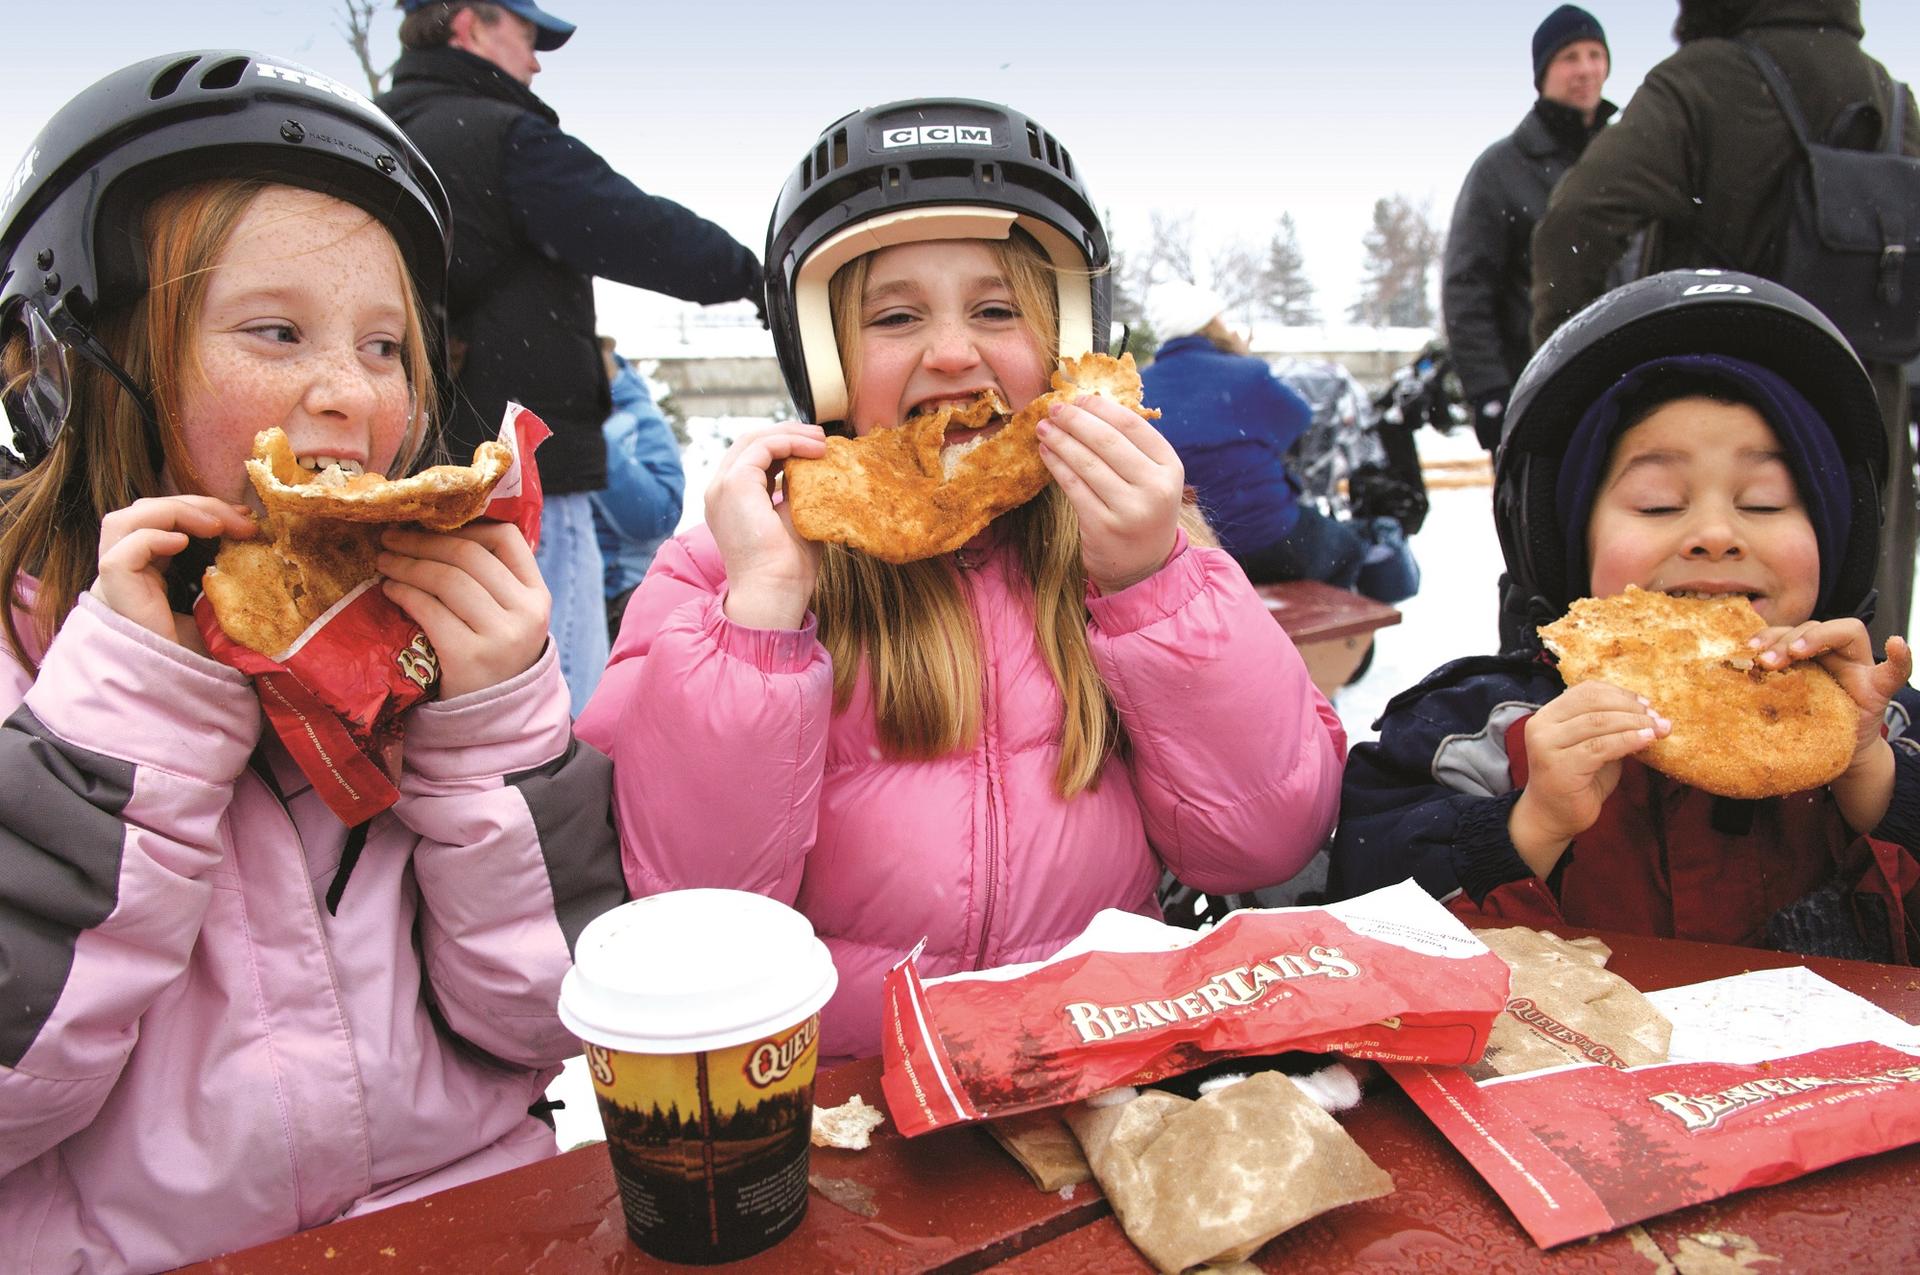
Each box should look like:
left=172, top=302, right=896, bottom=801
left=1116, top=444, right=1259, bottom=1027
left=1063, top=946, right=1359, bottom=1043
left=744, top=1017, right=818, bottom=1088
left=1650, top=1063, right=1920, bottom=1131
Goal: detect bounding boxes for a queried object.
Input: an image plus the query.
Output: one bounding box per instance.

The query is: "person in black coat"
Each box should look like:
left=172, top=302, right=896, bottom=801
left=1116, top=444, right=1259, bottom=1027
left=380, top=0, right=762, bottom=713
left=1441, top=4, right=1619, bottom=450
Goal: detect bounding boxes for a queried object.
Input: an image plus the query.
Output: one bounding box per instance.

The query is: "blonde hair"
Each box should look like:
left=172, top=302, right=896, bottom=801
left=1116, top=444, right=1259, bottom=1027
left=0, top=178, right=435, bottom=671
left=814, top=230, right=1212, bottom=796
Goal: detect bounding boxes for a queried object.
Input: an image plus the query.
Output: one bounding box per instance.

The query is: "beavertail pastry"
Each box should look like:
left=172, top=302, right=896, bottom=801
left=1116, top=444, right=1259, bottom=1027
left=784, top=352, right=1160, bottom=564
left=202, top=428, right=513, bottom=656
left=1538, top=585, right=1856, bottom=799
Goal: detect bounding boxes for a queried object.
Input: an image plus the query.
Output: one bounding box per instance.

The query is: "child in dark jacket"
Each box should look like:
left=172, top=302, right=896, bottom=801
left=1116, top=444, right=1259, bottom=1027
left=1332, top=270, right=1920, bottom=963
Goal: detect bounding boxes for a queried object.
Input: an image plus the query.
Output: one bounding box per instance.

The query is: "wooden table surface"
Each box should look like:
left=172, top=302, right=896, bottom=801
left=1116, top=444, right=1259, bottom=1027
left=1252, top=579, right=1403, bottom=645
left=175, top=934, right=1920, bottom=1274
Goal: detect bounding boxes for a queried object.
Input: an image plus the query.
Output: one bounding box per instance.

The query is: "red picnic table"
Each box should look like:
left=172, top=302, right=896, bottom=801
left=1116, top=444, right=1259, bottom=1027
left=1252, top=579, right=1402, bottom=697
left=175, top=932, right=1920, bottom=1274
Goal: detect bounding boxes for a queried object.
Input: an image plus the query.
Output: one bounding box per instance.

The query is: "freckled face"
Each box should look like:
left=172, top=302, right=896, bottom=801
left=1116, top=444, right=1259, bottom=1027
left=1585, top=396, right=1821, bottom=626
left=176, top=186, right=414, bottom=506
left=847, top=239, right=1051, bottom=439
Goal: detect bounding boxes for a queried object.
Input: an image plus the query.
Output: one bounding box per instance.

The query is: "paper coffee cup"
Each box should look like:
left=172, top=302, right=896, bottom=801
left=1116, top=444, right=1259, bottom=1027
left=558, top=890, right=838, bottom=1265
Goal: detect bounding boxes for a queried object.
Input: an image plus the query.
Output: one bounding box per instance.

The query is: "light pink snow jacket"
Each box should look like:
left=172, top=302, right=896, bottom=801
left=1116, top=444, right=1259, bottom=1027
left=0, top=588, right=627, bottom=1275
left=577, top=527, right=1345, bottom=1060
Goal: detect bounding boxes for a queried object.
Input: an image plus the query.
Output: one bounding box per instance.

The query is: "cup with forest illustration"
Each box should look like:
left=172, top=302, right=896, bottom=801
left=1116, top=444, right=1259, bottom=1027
left=559, top=889, right=838, bottom=1264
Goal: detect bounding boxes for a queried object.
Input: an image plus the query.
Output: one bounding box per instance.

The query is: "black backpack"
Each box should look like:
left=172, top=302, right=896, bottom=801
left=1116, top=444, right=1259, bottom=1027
left=1740, top=40, right=1920, bottom=363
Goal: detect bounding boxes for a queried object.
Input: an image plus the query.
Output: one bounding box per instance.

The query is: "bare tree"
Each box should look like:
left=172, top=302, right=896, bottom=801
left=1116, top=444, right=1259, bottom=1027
left=1262, top=213, right=1318, bottom=326
left=1208, top=237, right=1265, bottom=323
left=1104, top=205, right=1149, bottom=329
left=1141, top=211, right=1197, bottom=289
left=1109, top=244, right=1146, bottom=327
left=1349, top=195, right=1441, bottom=328
left=338, top=0, right=390, bottom=97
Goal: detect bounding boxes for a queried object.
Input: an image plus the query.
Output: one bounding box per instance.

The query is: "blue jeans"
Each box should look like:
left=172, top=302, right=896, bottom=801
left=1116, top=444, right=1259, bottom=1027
left=1232, top=508, right=1366, bottom=591
left=533, top=491, right=611, bottom=717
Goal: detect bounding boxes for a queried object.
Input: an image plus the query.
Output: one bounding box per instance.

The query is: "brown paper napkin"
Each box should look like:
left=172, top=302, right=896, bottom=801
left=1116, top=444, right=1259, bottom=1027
left=986, top=1108, right=1092, bottom=1190
left=1065, top=1072, right=1393, bottom=1274
left=1468, top=927, right=1672, bottom=1079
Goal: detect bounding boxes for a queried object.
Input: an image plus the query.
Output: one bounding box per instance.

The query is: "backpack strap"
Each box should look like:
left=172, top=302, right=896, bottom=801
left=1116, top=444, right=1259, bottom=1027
left=1737, top=37, right=1819, bottom=153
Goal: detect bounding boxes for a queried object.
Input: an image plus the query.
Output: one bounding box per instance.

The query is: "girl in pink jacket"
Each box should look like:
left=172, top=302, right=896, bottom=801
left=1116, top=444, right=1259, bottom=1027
left=578, top=99, right=1345, bottom=1062
left=0, top=55, right=625, bottom=1275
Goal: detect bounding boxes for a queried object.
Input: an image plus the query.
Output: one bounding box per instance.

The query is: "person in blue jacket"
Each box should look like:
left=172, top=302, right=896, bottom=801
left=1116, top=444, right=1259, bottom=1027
left=1140, top=282, right=1411, bottom=601
left=592, top=339, right=684, bottom=647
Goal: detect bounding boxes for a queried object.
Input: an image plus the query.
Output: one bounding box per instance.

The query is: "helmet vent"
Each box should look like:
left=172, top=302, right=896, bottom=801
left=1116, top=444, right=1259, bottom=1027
left=801, top=154, right=813, bottom=189
left=831, top=129, right=848, bottom=171
left=149, top=56, right=199, bottom=100
left=812, top=140, right=829, bottom=187
left=199, top=57, right=250, bottom=92
left=887, top=167, right=901, bottom=189
left=980, top=163, right=996, bottom=185
left=1026, top=123, right=1042, bottom=161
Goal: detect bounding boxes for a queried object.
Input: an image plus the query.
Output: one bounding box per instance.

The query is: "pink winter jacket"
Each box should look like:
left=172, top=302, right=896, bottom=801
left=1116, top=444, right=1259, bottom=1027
left=576, top=527, right=1345, bottom=1061
left=0, top=587, right=627, bottom=1275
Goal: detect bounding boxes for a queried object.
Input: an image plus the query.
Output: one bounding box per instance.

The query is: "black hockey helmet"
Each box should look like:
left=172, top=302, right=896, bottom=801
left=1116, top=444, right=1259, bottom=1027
left=0, top=50, right=451, bottom=461
left=1496, top=269, right=1886, bottom=633
left=764, top=98, right=1111, bottom=424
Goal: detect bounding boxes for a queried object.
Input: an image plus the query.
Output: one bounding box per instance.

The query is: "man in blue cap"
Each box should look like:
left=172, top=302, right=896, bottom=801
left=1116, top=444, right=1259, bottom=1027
left=380, top=2, right=761, bottom=714
left=1441, top=5, right=1620, bottom=451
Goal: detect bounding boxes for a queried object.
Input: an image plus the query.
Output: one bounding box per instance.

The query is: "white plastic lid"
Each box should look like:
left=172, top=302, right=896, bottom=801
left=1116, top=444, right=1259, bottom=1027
left=557, top=889, right=839, bottom=1054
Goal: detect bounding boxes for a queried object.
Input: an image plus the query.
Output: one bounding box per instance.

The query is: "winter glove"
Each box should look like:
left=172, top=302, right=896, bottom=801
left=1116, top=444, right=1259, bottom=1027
left=1470, top=393, right=1506, bottom=451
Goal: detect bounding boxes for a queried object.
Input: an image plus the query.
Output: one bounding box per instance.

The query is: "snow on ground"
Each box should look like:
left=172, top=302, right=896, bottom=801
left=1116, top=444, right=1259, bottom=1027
left=1331, top=425, right=1503, bottom=746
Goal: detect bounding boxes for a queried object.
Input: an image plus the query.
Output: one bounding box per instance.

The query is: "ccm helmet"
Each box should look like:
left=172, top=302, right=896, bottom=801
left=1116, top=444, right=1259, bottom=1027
left=0, top=50, right=451, bottom=461
left=764, top=98, right=1110, bottom=424
left=1496, top=270, right=1886, bottom=629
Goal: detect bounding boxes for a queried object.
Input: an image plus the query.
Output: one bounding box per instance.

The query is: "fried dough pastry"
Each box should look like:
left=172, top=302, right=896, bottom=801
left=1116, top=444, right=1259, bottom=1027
left=248, top=426, right=512, bottom=529
left=202, top=428, right=511, bottom=656
left=1539, top=586, right=1856, bottom=799
left=784, top=352, right=1161, bottom=564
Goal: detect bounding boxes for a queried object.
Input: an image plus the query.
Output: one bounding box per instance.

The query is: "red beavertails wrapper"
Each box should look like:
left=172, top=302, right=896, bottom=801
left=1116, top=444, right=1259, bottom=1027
left=481, top=402, right=548, bottom=550
left=880, top=880, right=1511, bottom=1138
left=194, top=406, right=549, bottom=826
left=1389, top=964, right=1920, bottom=1248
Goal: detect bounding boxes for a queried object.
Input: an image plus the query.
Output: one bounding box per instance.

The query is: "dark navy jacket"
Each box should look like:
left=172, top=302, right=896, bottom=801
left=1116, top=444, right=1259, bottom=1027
left=379, top=48, right=759, bottom=494
left=1331, top=653, right=1920, bottom=958
left=1139, top=336, right=1309, bottom=556
left=1441, top=96, right=1616, bottom=405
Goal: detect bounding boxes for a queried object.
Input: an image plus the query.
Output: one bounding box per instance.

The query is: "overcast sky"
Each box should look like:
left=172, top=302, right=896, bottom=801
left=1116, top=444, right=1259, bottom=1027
left=6, top=1, right=1917, bottom=340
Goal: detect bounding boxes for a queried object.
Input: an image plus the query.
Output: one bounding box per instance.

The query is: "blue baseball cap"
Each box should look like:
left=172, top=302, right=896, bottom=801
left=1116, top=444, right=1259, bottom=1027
left=402, top=0, right=575, bottom=51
